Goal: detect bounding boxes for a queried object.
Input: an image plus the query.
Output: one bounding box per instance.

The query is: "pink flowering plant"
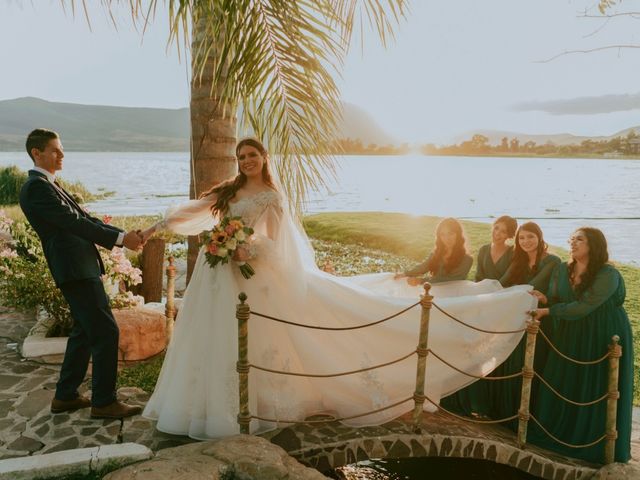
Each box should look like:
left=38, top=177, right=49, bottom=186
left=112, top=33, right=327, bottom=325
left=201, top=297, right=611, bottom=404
left=100, top=247, right=143, bottom=309
left=0, top=210, right=143, bottom=336
left=202, top=216, right=255, bottom=279
left=0, top=210, right=72, bottom=336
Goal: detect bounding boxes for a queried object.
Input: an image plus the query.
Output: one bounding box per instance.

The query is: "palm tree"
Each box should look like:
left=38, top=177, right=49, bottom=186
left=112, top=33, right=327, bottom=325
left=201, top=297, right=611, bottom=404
left=60, top=0, right=408, bottom=276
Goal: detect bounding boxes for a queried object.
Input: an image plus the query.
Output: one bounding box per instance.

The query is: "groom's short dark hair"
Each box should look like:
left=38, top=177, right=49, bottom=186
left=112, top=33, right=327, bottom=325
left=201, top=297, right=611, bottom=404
left=26, top=129, right=59, bottom=162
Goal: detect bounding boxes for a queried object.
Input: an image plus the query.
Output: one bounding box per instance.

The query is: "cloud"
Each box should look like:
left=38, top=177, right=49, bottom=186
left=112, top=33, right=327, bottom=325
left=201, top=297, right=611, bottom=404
left=511, top=93, right=640, bottom=115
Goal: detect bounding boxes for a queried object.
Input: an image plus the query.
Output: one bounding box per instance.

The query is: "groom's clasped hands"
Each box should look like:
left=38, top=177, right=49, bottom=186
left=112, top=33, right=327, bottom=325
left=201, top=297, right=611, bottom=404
left=121, top=223, right=160, bottom=251
left=122, top=229, right=145, bottom=251
left=121, top=222, right=164, bottom=251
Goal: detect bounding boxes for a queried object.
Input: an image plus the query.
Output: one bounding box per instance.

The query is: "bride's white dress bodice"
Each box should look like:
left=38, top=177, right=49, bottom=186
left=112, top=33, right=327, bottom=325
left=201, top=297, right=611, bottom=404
left=228, top=190, right=281, bottom=227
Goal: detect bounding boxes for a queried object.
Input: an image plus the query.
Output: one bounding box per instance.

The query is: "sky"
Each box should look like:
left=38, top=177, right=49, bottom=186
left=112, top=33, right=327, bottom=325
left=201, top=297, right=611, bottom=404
left=1, top=0, right=640, bottom=143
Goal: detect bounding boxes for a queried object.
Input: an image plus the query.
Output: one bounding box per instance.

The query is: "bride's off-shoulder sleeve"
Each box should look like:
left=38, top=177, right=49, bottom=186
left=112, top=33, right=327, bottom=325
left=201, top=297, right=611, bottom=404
left=161, top=194, right=218, bottom=235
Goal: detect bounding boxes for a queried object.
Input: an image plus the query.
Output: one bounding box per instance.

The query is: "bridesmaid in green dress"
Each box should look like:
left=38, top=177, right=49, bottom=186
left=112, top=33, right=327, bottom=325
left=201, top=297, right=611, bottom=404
left=528, top=228, right=633, bottom=463
left=441, top=215, right=518, bottom=416
left=475, top=215, right=518, bottom=282
left=395, top=217, right=472, bottom=285
left=488, top=222, right=560, bottom=424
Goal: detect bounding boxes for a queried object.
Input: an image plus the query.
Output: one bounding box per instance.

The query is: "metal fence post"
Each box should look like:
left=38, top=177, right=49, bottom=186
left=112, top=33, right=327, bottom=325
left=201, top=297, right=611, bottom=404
left=413, top=283, right=433, bottom=430
left=517, top=314, right=539, bottom=448
left=164, top=256, right=176, bottom=346
left=236, top=292, right=251, bottom=434
left=604, top=335, right=621, bottom=464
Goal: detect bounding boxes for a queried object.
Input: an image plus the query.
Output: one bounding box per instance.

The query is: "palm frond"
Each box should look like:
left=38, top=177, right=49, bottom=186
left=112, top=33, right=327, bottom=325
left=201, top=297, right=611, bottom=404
left=330, top=0, right=408, bottom=50
left=56, top=0, right=406, bottom=212
left=190, top=0, right=345, bottom=211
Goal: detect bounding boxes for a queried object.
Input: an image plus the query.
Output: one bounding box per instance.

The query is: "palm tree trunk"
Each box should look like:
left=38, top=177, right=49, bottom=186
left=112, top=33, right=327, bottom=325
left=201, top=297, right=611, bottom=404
left=187, top=13, right=237, bottom=282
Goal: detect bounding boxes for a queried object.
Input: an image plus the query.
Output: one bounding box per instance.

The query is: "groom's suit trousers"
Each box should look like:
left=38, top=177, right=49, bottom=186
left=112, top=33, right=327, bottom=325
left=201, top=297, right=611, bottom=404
left=57, top=278, right=119, bottom=407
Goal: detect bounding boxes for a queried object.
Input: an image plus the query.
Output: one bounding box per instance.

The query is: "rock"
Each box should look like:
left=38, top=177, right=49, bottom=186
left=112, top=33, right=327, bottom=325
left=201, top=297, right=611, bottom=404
left=593, top=462, right=640, bottom=479
left=113, top=307, right=167, bottom=361
left=15, top=389, right=52, bottom=418
left=7, top=436, right=44, bottom=453
left=105, top=435, right=328, bottom=480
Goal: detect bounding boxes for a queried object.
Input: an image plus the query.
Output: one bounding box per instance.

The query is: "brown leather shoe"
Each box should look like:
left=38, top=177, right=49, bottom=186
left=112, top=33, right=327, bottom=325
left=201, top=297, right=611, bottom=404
left=51, top=395, right=91, bottom=414
left=91, top=400, right=142, bottom=419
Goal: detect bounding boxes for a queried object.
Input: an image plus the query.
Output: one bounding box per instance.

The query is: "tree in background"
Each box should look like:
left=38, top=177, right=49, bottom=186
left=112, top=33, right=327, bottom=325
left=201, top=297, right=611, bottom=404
left=58, top=0, right=407, bottom=277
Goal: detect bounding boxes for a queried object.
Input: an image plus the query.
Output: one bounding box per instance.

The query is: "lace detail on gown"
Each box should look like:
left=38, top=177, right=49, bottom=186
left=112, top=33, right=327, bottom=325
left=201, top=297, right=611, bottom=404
left=228, top=190, right=282, bottom=227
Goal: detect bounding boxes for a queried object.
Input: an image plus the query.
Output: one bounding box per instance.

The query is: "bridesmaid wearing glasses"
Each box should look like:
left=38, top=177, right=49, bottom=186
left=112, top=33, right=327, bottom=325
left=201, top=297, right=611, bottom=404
left=529, top=228, right=633, bottom=463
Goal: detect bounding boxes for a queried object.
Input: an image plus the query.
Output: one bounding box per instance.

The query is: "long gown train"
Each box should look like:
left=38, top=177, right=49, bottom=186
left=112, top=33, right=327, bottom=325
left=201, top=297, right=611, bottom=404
left=143, top=191, right=537, bottom=439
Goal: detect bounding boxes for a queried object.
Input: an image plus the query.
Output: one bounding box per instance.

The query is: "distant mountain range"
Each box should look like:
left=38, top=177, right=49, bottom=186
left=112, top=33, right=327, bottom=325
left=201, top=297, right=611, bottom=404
left=2, top=97, right=638, bottom=152
left=451, top=127, right=640, bottom=147
left=0, top=97, right=396, bottom=152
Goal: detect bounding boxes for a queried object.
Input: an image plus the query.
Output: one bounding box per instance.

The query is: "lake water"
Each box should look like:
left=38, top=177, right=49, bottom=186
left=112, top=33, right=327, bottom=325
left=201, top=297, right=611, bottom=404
left=2, top=152, right=638, bottom=265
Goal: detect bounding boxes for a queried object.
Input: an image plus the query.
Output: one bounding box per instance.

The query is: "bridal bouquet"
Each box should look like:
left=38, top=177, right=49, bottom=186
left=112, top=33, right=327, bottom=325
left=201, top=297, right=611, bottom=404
left=203, top=216, right=255, bottom=279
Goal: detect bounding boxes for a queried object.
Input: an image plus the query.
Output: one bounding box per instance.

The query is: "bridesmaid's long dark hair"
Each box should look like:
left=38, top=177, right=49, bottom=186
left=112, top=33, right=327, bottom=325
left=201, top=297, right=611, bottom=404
left=507, top=222, right=547, bottom=285
left=201, top=138, right=278, bottom=216
left=427, top=217, right=468, bottom=275
left=569, top=227, right=609, bottom=298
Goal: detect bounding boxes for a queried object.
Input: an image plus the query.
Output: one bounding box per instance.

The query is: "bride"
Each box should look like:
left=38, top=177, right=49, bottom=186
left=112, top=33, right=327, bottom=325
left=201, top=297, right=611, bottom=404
left=141, top=138, right=537, bottom=440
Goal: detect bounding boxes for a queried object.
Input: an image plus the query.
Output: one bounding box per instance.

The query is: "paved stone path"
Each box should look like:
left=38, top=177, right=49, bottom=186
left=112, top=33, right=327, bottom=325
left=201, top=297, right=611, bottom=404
left=0, top=306, right=195, bottom=461
left=1, top=304, right=639, bottom=477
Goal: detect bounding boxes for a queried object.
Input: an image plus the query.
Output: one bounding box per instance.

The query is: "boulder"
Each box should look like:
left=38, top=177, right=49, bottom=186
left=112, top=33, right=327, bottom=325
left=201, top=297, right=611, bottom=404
left=593, top=462, right=640, bottom=479
left=104, top=435, right=328, bottom=480
left=113, top=307, right=167, bottom=361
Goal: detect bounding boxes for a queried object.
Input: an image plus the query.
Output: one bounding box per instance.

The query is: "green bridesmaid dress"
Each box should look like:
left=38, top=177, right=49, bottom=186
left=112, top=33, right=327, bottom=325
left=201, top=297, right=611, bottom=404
left=475, top=243, right=514, bottom=282
left=404, top=252, right=473, bottom=284
left=485, top=254, right=561, bottom=424
left=528, top=263, right=633, bottom=464
left=440, top=244, right=514, bottom=415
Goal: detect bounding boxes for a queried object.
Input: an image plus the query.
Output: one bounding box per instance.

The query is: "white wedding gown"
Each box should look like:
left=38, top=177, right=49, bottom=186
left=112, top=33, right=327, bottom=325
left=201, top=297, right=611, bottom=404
left=143, top=191, right=537, bottom=439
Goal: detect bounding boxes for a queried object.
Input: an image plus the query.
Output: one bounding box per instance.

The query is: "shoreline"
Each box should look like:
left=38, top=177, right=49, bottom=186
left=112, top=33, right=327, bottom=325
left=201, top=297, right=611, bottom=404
left=3, top=150, right=640, bottom=160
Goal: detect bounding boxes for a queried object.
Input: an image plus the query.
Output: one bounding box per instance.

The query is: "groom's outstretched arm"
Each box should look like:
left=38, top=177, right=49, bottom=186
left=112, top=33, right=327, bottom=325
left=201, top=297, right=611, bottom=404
left=22, top=180, right=121, bottom=250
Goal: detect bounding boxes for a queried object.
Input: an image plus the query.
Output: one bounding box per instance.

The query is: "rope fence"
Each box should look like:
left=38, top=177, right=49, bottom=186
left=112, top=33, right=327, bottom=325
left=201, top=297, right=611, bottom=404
left=538, top=328, right=610, bottom=365
left=250, top=350, right=416, bottom=378
left=250, top=396, right=414, bottom=425
left=534, top=372, right=610, bottom=407
left=250, top=301, right=420, bottom=330
left=428, top=348, right=523, bottom=380
left=432, top=302, right=527, bottom=334
left=227, top=281, right=622, bottom=465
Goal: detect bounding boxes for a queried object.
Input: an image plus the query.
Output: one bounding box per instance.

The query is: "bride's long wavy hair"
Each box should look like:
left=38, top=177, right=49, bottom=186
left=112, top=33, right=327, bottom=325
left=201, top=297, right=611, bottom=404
left=427, top=217, right=468, bottom=275
left=507, top=222, right=547, bottom=285
left=201, top=138, right=278, bottom=216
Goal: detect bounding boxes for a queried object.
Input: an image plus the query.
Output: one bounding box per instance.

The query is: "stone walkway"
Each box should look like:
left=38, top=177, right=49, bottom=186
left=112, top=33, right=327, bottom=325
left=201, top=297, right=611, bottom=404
left=1, top=304, right=639, bottom=478
left=0, top=306, right=195, bottom=461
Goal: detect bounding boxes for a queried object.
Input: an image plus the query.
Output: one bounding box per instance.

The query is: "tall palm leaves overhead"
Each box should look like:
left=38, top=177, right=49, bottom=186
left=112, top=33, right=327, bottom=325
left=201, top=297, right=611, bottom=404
left=59, top=0, right=407, bottom=209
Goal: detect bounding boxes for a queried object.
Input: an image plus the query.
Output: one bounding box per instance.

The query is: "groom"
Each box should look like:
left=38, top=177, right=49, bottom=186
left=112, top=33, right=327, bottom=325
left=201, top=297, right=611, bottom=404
left=19, top=128, right=143, bottom=419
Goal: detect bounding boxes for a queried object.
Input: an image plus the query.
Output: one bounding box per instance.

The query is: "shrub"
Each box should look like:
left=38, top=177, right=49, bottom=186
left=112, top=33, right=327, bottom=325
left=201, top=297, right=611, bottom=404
left=0, top=165, right=102, bottom=206
left=0, top=210, right=143, bottom=337
left=0, top=166, right=28, bottom=205
left=0, top=216, right=72, bottom=336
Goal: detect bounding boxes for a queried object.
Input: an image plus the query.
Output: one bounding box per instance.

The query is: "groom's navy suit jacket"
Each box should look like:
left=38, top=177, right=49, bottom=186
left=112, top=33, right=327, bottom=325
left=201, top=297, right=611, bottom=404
left=19, top=170, right=123, bottom=287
